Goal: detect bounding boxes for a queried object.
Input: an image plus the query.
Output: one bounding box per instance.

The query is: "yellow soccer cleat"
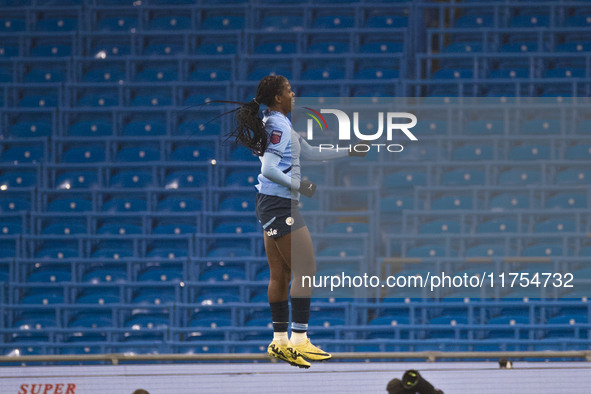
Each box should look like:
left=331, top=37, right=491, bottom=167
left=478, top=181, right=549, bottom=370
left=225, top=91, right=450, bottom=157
left=267, top=341, right=311, bottom=369
left=291, top=339, right=332, bottom=361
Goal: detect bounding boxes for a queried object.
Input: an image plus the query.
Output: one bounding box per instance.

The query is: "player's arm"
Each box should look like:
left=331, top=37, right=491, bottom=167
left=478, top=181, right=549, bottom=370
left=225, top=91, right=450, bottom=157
left=261, top=152, right=316, bottom=197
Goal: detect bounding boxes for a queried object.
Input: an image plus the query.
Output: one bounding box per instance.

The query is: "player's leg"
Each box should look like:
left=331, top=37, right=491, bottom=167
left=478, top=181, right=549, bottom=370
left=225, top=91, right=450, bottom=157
left=264, top=231, right=310, bottom=368
left=274, top=226, right=331, bottom=361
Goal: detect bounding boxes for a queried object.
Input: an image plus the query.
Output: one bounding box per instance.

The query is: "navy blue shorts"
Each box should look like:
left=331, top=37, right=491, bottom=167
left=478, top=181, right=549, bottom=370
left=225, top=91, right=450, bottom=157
left=255, top=193, right=306, bottom=238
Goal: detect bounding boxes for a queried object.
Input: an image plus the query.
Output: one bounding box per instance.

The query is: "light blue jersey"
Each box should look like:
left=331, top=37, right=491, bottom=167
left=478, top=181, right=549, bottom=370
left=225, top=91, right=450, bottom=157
left=255, top=110, right=302, bottom=200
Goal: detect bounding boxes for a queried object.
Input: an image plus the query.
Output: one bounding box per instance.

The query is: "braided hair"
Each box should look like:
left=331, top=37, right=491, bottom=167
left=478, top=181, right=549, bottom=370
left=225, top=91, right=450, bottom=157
left=231, top=75, right=288, bottom=156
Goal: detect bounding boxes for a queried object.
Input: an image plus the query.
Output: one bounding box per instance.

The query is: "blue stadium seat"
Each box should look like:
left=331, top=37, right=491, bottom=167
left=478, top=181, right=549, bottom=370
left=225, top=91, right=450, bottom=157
left=433, top=68, right=474, bottom=79
left=0, top=17, right=25, bottom=32
left=523, top=243, right=564, bottom=257
left=555, top=169, right=591, bottom=184
left=28, top=268, right=72, bottom=283
left=136, top=67, right=178, bottom=82
left=509, top=144, right=551, bottom=160
left=0, top=146, right=44, bottom=163
left=499, top=170, right=541, bottom=185
left=565, top=15, right=591, bottom=27
left=153, top=223, right=195, bottom=235
left=196, top=287, right=241, bottom=305
left=138, top=267, right=182, bottom=282
left=116, top=147, right=160, bottom=163
left=76, top=288, right=120, bottom=304
left=36, top=17, right=77, bottom=31
left=48, top=198, right=92, bottom=212
left=0, top=197, right=30, bottom=213
left=189, top=67, right=231, bottom=82
left=91, top=42, right=131, bottom=57
left=324, top=222, right=369, bottom=234
left=31, top=44, right=72, bottom=57
left=42, top=222, right=86, bottom=236
left=499, top=41, right=540, bottom=53
left=0, top=224, right=24, bottom=241
left=465, top=244, right=507, bottom=257
left=419, top=219, right=461, bottom=234
left=366, top=15, right=408, bottom=28
left=307, top=40, right=349, bottom=54
left=122, top=120, right=166, bottom=136
left=452, top=145, right=493, bottom=160
left=431, top=196, right=473, bottom=210
left=260, top=14, right=303, bottom=31
left=132, top=288, right=176, bottom=305
left=35, top=247, right=78, bottom=259
left=214, top=221, right=257, bottom=234
left=149, top=16, right=191, bottom=30
left=302, top=67, right=345, bottom=80
left=407, top=245, right=452, bottom=258
left=312, top=15, right=354, bottom=29
left=489, top=194, right=531, bottom=210
left=69, top=120, right=112, bottom=137
left=535, top=219, right=575, bottom=233
left=463, top=120, right=505, bottom=135
left=201, top=15, right=244, bottom=30
left=110, top=170, right=154, bottom=188
left=25, top=69, right=66, bottom=83
left=19, top=94, right=58, bottom=108
left=206, top=247, right=251, bottom=258
left=55, top=171, right=98, bottom=189
left=97, top=223, right=142, bottom=235
left=455, top=15, right=493, bottom=28
left=97, top=16, right=137, bottom=32
left=255, top=41, right=297, bottom=55
left=476, top=219, right=517, bottom=233
left=77, top=93, right=118, bottom=107
left=62, top=146, right=106, bottom=163
left=509, top=15, right=549, bottom=28
left=103, top=197, right=148, bottom=212
left=130, top=93, right=172, bottom=107
left=384, top=171, right=426, bottom=189
left=157, top=197, right=202, bottom=212
left=165, top=170, right=207, bottom=188
left=489, top=68, right=529, bottom=79
left=218, top=197, right=255, bottom=212
left=0, top=171, right=36, bottom=188
left=565, top=144, right=591, bottom=160
left=545, top=193, right=587, bottom=209
left=520, top=119, right=561, bottom=134
left=125, top=313, right=169, bottom=329
left=171, top=145, right=215, bottom=162
left=229, top=146, right=256, bottom=161
left=91, top=247, right=133, bottom=260
left=200, top=267, right=246, bottom=282
left=442, top=169, right=485, bottom=186
left=197, top=41, right=237, bottom=55
left=82, top=67, right=126, bottom=83
left=82, top=267, right=127, bottom=284
left=225, top=170, right=258, bottom=187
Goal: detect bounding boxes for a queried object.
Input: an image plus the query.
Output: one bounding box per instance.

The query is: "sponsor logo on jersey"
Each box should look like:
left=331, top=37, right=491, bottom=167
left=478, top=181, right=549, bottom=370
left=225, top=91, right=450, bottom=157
left=270, top=130, right=282, bottom=144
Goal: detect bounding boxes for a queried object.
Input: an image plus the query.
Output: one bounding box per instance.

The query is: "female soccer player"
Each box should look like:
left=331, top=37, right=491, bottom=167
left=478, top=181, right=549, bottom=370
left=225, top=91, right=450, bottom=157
left=229, top=75, right=364, bottom=368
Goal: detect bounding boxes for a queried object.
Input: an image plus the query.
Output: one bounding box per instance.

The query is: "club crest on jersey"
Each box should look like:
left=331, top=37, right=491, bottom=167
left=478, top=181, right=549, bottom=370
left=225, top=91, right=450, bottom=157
left=270, top=130, right=282, bottom=144
left=285, top=217, right=294, bottom=226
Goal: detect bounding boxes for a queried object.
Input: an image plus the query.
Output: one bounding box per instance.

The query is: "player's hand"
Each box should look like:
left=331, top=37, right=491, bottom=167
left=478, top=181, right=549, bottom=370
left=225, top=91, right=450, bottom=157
left=349, top=142, right=369, bottom=157
left=298, top=180, right=317, bottom=198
